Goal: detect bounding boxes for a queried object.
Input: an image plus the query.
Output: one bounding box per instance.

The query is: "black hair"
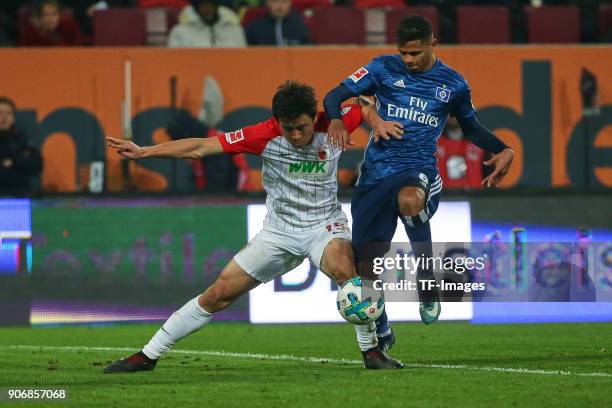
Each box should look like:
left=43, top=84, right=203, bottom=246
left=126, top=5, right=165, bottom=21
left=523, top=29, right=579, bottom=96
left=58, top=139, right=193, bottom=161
left=191, top=0, right=217, bottom=7
left=272, top=81, right=317, bottom=121
left=396, top=15, right=433, bottom=45
left=0, top=97, right=16, bottom=113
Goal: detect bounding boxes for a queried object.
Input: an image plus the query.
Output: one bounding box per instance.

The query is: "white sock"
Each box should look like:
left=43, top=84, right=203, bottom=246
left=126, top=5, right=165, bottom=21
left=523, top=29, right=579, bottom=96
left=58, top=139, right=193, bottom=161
left=142, top=296, right=213, bottom=359
left=354, top=322, right=378, bottom=352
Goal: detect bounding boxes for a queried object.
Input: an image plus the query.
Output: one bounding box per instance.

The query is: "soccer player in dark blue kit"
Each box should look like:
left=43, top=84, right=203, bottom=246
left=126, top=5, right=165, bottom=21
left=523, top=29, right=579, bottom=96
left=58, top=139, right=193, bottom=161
left=323, top=15, right=514, bottom=353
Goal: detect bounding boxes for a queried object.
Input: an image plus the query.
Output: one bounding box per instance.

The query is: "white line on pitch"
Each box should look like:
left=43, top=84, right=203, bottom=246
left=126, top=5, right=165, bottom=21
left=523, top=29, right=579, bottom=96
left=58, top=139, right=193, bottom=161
left=5, top=345, right=612, bottom=378
left=6, top=345, right=362, bottom=366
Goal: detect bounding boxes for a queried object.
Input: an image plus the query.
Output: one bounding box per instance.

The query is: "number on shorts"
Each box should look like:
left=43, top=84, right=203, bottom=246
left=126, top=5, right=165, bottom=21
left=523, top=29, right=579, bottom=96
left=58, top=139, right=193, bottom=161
left=326, top=222, right=346, bottom=233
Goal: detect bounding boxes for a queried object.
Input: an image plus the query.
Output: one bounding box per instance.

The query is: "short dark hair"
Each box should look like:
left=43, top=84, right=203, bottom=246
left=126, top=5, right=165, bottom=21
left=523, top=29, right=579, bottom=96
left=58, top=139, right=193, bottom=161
left=396, top=15, right=433, bottom=45
left=0, top=97, right=16, bottom=113
left=272, top=81, right=317, bottom=121
left=191, top=0, right=217, bottom=7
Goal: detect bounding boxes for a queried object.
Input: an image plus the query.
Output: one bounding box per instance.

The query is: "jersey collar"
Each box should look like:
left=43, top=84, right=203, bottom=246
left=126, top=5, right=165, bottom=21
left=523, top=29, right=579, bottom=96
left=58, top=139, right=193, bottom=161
left=411, top=58, right=441, bottom=76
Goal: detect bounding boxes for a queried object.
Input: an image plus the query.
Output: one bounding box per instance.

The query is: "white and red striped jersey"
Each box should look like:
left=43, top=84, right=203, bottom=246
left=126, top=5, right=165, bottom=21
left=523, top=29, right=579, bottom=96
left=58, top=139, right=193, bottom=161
left=218, top=105, right=362, bottom=231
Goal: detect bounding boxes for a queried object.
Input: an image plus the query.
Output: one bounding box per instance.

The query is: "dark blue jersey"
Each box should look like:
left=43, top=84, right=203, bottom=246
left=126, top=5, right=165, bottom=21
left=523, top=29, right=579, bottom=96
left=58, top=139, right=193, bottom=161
left=342, top=55, right=477, bottom=186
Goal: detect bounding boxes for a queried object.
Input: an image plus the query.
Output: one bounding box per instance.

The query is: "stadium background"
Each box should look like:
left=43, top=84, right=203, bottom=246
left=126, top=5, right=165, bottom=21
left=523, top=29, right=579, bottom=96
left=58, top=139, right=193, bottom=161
left=0, top=3, right=611, bottom=406
left=0, top=0, right=611, bottom=343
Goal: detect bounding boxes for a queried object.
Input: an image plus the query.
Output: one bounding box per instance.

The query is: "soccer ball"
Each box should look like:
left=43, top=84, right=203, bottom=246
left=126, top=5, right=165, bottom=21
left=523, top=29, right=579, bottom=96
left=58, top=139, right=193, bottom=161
left=336, top=277, right=385, bottom=325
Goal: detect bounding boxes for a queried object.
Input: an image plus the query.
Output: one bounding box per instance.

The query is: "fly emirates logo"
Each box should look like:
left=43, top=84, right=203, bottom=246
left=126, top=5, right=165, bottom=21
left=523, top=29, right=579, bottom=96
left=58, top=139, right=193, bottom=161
left=387, top=96, right=440, bottom=128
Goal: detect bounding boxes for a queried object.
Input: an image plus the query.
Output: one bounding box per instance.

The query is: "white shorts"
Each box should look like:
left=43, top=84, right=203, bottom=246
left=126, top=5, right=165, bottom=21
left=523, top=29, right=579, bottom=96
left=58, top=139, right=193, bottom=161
left=234, top=214, right=352, bottom=283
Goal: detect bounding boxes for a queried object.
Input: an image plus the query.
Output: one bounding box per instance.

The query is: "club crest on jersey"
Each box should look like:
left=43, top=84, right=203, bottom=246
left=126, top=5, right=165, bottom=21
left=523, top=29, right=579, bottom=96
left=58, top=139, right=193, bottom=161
left=349, top=67, right=369, bottom=83
left=225, top=129, right=244, bottom=144
left=318, top=144, right=332, bottom=160
left=435, top=87, right=452, bottom=103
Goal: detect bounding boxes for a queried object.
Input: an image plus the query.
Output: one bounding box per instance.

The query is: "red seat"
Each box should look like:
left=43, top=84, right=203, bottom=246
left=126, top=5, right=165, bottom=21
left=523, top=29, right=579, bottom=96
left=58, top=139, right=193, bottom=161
left=385, top=6, right=439, bottom=44
left=166, top=7, right=182, bottom=30
left=524, top=6, right=580, bottom=44
left=93, top=8, right=147, bottom=46
left=138, top=0, right=188, bottom=7
left=307, top=7, right=365, bottom=45
left=599, top=4, right=612, bottom=42
left=355, top=0, right=406, bottom=9
left=457, top=6, right=510, bottom=44
left=291, top=0, right=331, bottom=10
left=241, top=7, right=267, bottom=27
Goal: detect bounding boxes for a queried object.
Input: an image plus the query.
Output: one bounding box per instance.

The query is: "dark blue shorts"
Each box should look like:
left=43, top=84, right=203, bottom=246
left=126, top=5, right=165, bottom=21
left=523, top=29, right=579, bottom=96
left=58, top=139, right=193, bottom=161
left=351, top=169, right=441, bottom=247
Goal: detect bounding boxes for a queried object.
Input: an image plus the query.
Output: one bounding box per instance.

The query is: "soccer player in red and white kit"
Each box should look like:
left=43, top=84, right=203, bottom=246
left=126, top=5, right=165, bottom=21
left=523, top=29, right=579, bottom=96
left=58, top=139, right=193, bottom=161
left=103, top=81, right=403, bottom=372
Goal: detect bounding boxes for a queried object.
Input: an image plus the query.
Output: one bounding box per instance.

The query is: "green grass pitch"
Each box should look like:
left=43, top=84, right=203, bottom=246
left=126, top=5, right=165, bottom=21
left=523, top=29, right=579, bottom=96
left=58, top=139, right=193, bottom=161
left=0, top=322, right=611, bottom=407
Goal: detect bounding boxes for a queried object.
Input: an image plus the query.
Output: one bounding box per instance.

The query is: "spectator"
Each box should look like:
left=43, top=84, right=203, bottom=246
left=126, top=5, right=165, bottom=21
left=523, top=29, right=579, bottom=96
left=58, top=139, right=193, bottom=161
left=0, top=0, right=23, bottom=45
left=0, top=28, right=10, bottom=47
left=19, top=0, right=82, bottom=46
left=0, top=97, right=43, bottom=195
left=244, top=0, right=310, bottom=46
left=436, top=117, right=485, bottom=190
left=168, top=0, right=246, bottom=47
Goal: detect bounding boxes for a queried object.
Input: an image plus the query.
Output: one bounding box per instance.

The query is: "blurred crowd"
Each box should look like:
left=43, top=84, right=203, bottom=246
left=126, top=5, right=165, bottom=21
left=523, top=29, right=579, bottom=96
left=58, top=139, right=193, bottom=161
left=0, top=0, right=610, bottom=47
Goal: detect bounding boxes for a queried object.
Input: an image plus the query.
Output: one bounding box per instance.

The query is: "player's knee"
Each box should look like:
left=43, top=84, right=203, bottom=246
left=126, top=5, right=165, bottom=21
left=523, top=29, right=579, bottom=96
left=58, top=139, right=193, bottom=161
left=201, top=280, right=235, bottom=312
left=397, top=188, right=425, bottom=217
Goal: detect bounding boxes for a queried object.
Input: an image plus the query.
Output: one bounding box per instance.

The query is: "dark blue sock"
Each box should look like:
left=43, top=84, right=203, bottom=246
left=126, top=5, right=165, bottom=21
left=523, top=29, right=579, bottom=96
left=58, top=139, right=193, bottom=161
left=404, top=221, right=436, bottom=302
left=375, top=309, right=390, bottom=336
left=404, top=220, right=432, bottom=243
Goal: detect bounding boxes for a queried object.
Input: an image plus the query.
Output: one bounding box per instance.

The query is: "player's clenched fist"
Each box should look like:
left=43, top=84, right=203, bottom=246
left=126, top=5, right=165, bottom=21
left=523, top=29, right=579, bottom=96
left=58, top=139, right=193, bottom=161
left=107, top=137, right=144, bottom=159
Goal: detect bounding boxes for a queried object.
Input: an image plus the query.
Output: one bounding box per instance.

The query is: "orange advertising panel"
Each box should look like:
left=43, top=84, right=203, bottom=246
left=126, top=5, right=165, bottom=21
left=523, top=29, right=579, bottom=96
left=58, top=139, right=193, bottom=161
left=0, top=46, right=610, bottom=191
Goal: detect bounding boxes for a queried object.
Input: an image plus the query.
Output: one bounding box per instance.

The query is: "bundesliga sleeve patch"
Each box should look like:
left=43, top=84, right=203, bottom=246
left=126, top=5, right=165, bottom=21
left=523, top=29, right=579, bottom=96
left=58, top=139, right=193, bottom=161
left=225, top=129, right=244, bottom=144
left=341, top=106, right=352, bottom=115
left=349, top=67, right=369, bottom=83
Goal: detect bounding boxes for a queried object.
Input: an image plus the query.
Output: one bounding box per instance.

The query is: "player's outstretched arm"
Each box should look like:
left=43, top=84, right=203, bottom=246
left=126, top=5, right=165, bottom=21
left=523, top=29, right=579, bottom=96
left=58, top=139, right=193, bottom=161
left=456, top=115, right=514, bottom=188
left=106, top=137, right=223, bottom=160
left=324, top=84, right=359, bottom=149
left=358, top=96, right=403, bottom=142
